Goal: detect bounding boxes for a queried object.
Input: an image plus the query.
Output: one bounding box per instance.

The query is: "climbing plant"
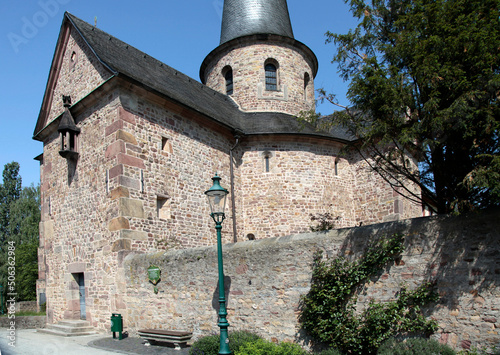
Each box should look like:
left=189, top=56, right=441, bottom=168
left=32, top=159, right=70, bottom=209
left=309, top=213, right=336, bottom=232
left=299, top=234, right=439, bottom=354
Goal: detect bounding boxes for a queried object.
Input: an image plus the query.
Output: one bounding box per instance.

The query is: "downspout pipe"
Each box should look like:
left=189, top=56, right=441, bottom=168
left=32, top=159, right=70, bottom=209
left=229, top=134, right=241, bottom=243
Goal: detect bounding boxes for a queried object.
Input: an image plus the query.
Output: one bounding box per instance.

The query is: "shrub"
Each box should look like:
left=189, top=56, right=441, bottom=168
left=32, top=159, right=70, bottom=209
left=189, top=330, right=263, bottom=355
left=235, top=338, right=308, bottom=355
left=228, top=330, right=262, bottom=352
left=189, top=333, right=219, bottom=355
left=299, top=234, right=439, bottom=354
left=377, top=337, right=456, bottom=355
left=309, top=213, right=336, bottom=231
left=318, top=348, right=344, bottom=355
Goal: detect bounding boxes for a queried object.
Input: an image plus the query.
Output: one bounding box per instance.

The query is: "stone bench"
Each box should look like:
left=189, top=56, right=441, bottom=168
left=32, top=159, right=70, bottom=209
left=138, top=329, right=192, bottom=350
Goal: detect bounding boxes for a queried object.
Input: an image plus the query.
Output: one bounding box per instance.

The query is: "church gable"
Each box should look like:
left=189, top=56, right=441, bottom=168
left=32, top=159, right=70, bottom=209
left=34, top=14, right=113, bottom=139
left=47, top=26, right=113, bottom=124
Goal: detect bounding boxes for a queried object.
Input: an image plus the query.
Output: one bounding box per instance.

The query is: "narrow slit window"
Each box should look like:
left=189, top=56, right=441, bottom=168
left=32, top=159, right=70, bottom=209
left=263, top=151, right=272, bottom=173
left=334, top=158, right=339, bottom=176
left=304, top=72, right=310, bottom=100
left=265, top=63, right=277, bottom=91
left=225, top=69, right=233, bottom=95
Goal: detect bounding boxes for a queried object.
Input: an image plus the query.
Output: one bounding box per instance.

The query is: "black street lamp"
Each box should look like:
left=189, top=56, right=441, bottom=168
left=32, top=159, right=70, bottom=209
left=205, top=173, right=231, bottom=355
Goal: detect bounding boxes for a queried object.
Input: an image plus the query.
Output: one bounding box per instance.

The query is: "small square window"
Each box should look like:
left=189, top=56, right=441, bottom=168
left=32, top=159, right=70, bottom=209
left=157, top=195, right=171, bottom=219
left=160, top=136, right=172, bottom=153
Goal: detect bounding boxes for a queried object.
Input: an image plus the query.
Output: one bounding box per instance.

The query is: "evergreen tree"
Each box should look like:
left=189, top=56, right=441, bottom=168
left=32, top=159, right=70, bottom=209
left=0, top=162, right=22, bottom=244
left=321, top=0, right=499, bottom=213
left=11, top=185, right=41, bottom=301
left=0, top=163, right=40, bottom=302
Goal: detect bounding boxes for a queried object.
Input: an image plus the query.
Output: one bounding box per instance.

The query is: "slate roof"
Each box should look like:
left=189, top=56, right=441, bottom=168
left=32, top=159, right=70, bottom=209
left=62, top=12, right=355, bottom=143
left=220, top=0, right=294, bottom=44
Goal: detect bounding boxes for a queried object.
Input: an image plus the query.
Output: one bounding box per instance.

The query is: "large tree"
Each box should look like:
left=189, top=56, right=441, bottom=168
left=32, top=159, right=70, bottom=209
left=322, top=0, right=499, bottom=213
left=0, top=163, right=40, bottom=302
left=0, top=162, right=22, bottom=243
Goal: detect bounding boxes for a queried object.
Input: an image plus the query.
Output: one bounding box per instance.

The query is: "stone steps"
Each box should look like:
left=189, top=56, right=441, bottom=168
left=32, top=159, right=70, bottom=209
left=37, top=320, right=97, bottom=337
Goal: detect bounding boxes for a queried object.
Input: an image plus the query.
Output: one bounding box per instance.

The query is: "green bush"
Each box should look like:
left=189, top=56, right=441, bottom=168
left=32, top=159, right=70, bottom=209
left=235, top=338, right=308, bottom=355
left=299, top=234, right=439, bottom=354
left=228, top=330, right=262, bottom=352
left=189, top=333, right=219, bottom=355
left=318, top=348, right=344, bottom=355
left=320, top=349, right=344, bottom=355
left=189, top=330, right=262, bottom=355
left=377, top=337, right=456, bottom=355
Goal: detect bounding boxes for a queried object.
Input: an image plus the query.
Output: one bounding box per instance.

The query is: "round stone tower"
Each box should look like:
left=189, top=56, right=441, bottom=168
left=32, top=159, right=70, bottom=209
left=200, top=0, right=318, bottom=116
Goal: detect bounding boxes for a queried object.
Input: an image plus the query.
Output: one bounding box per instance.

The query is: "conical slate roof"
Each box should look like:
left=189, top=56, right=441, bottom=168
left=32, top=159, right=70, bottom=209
left=220, top=0, right=294, bottom=44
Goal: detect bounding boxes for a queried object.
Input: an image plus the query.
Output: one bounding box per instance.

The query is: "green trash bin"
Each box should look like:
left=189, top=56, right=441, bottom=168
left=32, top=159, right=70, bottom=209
left=111, top=313, right=123, bottom=340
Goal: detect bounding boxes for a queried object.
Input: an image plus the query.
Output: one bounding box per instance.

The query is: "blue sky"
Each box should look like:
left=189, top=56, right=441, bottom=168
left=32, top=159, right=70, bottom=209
left=0, top=0, right=359, bottom=187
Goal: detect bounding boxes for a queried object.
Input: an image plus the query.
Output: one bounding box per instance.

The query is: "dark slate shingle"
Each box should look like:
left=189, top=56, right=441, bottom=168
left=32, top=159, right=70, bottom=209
left=66, top=12, right=355, bottom=143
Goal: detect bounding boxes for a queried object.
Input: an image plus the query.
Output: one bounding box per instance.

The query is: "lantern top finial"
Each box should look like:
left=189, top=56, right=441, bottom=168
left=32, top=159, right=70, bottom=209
left=205, top=173, right=228, bottom=197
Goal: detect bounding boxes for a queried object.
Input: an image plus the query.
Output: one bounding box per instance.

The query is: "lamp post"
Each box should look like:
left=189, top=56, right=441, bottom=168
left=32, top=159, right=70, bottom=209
left=205, top=173, right=231, bottom=355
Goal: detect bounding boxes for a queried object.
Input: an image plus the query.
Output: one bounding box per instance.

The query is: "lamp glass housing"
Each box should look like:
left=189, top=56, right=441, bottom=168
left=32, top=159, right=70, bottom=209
left=205, top=174, right=228, bottom=220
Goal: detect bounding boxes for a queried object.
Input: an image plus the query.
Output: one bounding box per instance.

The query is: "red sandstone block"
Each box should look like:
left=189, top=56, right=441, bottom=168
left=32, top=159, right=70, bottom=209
left=118, top=107, right=136, bottom=124
left=117, top=153, right=145, bottom=169
left=460, top=340, right=471, bottom=350
left=41, top=181, right=49, bottom=192
left=44, top=162, right=52, bottom=175
left=105, top=141, right=125, bottom=158
left=105, top=120, right=124, bottom=136
left=109, top=164, right=124, bottom=179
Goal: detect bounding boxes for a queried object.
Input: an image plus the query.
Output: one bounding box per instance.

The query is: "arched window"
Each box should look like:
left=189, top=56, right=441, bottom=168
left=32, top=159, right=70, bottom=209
left=223, top=66, right=233, bottom=95
left=304, top=72, right=310, bottom=100
left=265, top=63, right=277, bottom=91
left=264, top=155, right=270, bottom=172
left=263, top=151, right=272, bottom=172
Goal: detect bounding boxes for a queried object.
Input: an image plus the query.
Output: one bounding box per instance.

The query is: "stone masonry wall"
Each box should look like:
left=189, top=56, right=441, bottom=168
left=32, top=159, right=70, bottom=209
left=39, top=82, right=237, bottom=329
left=38, top=13, right=423, bottom=338
left=236, top=136, right=422, bottom=240
left=47, top=27, right=112, bottom=125
left=204, top=40, right=316, bottom=115
left=122, top=209, right=500, bottom=352
left=39, top=91, right=123, bottom=328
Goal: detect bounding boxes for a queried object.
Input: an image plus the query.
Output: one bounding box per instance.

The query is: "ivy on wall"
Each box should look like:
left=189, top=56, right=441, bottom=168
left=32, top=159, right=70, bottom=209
left=299, top=234, right=439, bottom=354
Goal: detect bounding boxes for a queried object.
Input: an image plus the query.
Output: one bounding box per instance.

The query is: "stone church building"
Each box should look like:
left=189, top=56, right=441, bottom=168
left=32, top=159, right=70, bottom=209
left=33, top=1, right=422, bottom=329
